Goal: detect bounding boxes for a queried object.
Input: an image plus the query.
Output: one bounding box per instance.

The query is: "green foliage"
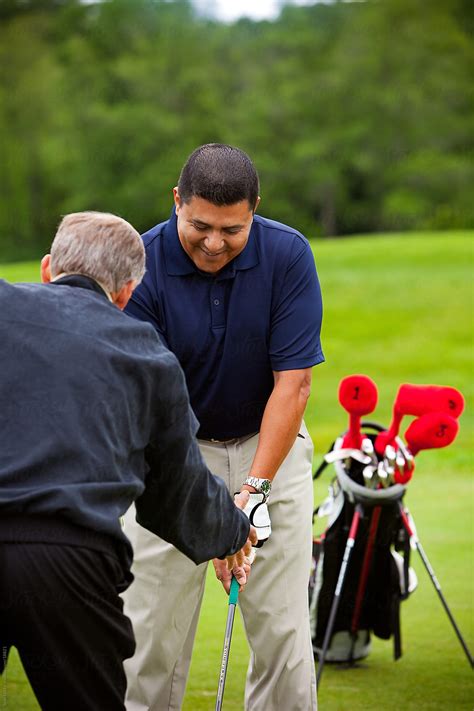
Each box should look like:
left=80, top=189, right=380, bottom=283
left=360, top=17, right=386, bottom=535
left=0, top=0, right=472, bottom=262
left=1, top=231, right=472, bottom=709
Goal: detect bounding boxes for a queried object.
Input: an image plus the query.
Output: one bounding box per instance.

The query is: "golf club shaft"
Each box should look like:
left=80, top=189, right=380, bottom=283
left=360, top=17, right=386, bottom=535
left=215, top=577, right=239, bottom=710
left=399, top=505, right=474, bottom=668
left=317, top=504, right=363, bottom=687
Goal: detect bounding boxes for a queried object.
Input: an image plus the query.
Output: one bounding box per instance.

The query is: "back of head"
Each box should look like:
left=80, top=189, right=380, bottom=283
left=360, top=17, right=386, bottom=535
left=50, top=212, right=145, bottom=294
left=177, top=143, right=259, bottom=210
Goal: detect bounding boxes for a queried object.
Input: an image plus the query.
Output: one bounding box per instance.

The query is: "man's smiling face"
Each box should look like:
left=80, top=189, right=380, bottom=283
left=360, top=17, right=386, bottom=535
left=173, top=188, right=259, bottom=274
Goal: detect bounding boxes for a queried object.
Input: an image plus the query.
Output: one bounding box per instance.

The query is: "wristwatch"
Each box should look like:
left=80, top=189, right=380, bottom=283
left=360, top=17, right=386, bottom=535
left=243, top=476, right=272, bottom=498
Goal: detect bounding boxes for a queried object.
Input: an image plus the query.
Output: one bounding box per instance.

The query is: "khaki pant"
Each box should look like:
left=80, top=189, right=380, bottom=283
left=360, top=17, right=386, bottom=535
left=122, top=423, right=317, bottom=711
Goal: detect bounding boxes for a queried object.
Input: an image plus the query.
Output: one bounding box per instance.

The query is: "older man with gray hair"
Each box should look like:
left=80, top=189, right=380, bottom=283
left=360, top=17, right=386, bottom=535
left=0, top=211, right=256, bottom=711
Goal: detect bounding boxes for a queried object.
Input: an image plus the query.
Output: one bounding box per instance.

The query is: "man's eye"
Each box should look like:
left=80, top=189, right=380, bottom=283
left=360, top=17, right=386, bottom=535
left=224, top=229, right=241, bottom=236
left=192, top=224, right=207, bottom=231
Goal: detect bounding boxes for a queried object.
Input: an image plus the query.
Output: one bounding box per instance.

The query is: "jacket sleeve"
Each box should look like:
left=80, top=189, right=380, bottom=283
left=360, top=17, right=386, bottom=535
left=134, top=350, right=250, bottom=564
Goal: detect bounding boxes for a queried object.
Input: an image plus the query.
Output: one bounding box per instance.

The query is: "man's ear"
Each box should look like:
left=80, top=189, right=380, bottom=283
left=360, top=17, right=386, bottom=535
left=253, top=196, right=261, bottom=214
left=41, top=255, right=52, bottom=283
left=173, top=187, right=181, bottom=212
left=111, top=280, right=136, bottom=310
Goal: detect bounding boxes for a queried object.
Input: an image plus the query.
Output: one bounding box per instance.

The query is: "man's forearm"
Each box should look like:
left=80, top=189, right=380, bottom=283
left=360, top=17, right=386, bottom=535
left=244, top=369, right=312, bottom=486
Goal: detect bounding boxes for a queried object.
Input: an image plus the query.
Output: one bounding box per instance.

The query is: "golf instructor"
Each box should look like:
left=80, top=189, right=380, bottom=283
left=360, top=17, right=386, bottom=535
left=0, top=211, right=256, bottom=711
left=123, top=144, right=324, bottom=710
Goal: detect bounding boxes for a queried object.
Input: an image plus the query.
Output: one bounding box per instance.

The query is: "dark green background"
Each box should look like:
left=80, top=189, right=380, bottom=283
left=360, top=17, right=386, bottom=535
left=1, top=0, right=472, bottom=261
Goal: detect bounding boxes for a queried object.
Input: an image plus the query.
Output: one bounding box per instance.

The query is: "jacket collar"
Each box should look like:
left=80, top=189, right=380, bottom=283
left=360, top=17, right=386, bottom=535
left=50, top=274, right=110, bottom=300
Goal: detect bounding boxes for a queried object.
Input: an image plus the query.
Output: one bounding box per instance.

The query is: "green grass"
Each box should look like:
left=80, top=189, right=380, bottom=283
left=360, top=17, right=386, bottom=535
left=1, top=230, right=473, bottom=710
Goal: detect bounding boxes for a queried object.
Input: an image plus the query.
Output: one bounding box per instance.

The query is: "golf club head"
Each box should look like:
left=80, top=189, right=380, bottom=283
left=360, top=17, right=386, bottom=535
left=404, top=411, right=459, bottom=455
left=324, top=448, right=372, bottom=465
left=395, top=384, right=464, bottom=418
left=375, top=383, right=464, bottom=455
left=338, top=375, right=378, bottom=415
left=339, top=375, right=378, bottom=449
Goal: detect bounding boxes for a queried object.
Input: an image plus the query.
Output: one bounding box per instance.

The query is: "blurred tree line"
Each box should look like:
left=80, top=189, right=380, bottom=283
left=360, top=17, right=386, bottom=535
left=0, top=0, right=472, bottom=260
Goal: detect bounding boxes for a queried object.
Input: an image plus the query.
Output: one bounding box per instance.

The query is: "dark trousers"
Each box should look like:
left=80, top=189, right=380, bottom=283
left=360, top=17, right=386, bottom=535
left=0, top=542, right=135, bottom=710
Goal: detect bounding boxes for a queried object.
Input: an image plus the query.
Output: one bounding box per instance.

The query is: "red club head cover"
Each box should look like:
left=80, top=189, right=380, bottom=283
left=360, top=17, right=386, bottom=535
left=394, top=462, right=415, bottom=485
left=404, top=412, right=459, bottom=455
left=395, top=384, right=464, bottom=419
left=374, top=430, right=395, bottom=455
left=338, top=375, right=378, bottom=415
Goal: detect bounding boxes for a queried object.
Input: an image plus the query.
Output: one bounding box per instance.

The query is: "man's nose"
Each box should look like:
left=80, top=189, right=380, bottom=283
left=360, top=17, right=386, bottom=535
left=204, top=231, right=224, bottom=252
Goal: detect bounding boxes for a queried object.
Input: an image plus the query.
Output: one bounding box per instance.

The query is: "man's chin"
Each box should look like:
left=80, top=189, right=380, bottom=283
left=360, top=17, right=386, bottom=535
left=196, top=256, right=228, bottom=273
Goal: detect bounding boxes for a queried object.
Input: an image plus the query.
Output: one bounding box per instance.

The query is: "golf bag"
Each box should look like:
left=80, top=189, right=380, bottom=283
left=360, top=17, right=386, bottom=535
left=309, top=423, right=417, bottom=664
left=312, top=376, right=472, bottom=686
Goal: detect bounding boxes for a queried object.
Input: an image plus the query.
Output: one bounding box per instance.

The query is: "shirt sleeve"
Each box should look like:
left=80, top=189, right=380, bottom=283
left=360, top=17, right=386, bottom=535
left=134, top=350, right=250, bottom=564
left=269, top=238, right=324, bottom=371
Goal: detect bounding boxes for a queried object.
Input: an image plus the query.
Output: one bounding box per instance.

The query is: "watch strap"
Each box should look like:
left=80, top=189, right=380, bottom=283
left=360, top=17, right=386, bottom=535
left=243, top=476, right=272, bottom=497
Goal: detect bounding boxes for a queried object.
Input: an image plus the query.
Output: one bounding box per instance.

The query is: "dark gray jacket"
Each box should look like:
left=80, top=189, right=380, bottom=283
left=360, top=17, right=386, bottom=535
left=0, top=276, right=249, bottom=587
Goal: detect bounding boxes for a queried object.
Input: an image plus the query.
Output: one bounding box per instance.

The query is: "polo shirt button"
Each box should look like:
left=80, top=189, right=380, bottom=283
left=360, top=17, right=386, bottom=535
left=213, top=299, right=220, bottom=306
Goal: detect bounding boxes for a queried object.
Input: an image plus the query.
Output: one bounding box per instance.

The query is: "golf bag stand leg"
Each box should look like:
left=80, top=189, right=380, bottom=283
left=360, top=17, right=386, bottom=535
left=316, top=503, right=364, bottom=687
left=398, top=504, right=474, bottom=668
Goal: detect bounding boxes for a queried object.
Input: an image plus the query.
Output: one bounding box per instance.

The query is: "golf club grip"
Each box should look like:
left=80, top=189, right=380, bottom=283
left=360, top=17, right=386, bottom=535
left=229, top=575, right=239, bottom=604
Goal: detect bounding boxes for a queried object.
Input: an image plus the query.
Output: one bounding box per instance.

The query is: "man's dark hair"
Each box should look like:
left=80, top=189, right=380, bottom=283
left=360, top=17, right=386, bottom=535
left=177, top=144, right=260, bottom=210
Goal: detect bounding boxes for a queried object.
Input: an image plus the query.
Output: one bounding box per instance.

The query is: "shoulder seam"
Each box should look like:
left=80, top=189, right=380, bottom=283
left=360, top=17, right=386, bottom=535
left=254, top=215, right=308, bottom=242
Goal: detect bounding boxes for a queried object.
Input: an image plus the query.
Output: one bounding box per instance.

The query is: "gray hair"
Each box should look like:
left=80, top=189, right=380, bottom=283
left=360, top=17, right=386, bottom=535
left=50, top=212, right=145, bottom=293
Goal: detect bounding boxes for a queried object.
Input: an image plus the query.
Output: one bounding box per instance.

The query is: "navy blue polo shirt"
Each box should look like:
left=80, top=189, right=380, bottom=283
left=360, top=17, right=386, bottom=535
left=126, top=209, right=324, bottom=439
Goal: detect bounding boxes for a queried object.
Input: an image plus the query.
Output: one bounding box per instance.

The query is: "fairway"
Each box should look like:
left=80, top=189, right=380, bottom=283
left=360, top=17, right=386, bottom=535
left=0, top=231, right=472, bottom=710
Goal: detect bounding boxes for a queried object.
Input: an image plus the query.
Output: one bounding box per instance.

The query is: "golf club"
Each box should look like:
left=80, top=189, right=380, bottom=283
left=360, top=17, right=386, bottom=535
left=215, top=576, right=240, bottom=711
left=375, top=384, right=464, bottom=455
left=338, top=375, right=378, bottom=449
left=392, top=435, right=415, bottom=485
left=404, top=411, right=459, bottom=455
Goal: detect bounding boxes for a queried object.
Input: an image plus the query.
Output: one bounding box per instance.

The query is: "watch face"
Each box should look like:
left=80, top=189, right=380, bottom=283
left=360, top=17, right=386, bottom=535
left=259, top=480, right=271, bottom=496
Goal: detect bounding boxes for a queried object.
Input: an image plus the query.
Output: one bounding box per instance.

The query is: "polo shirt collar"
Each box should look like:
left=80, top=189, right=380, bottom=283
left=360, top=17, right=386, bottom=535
left=163, top=208, right=259, bottom=279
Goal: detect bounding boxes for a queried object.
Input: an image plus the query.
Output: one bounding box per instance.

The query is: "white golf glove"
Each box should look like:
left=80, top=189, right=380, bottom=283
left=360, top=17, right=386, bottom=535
left=242, top=492, right=271, bottom=547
